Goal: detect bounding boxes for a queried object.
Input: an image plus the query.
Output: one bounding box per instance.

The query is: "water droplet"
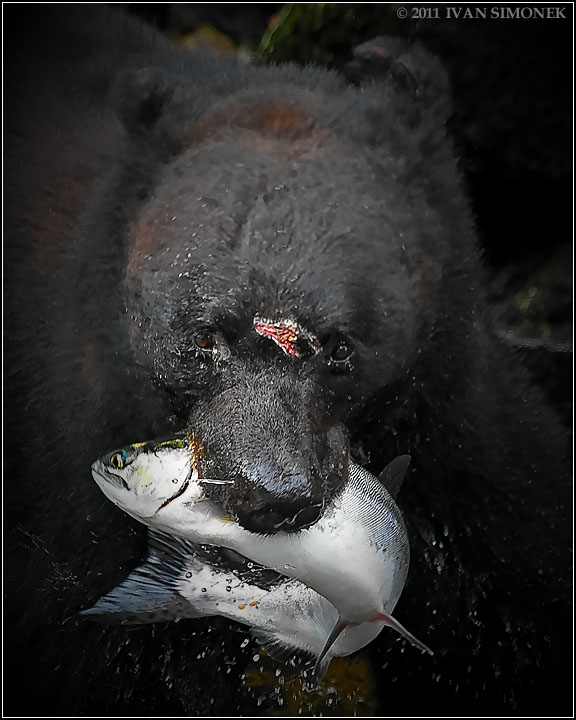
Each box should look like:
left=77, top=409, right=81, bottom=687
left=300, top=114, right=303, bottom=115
left=201, top=588, right=207, bottom=593
left=185, top=572, right=192, bottom=579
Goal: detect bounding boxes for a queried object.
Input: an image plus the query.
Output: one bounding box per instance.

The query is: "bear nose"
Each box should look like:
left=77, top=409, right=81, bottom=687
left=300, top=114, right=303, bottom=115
left=231, top=459, right=325, bottom=534
left=235, top=495, right=323, bottom=534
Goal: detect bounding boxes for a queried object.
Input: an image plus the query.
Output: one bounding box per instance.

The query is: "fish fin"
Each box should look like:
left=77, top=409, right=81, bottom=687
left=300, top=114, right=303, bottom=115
left=378, top=455, right=411, bottom=499
left=312, top=654, right=333, bottom=685
left=185, top=496, right=233, bottom=523
left=249, top=628, right=316, bottom=668
left=79, top=571, right=193, bottom=625
left=376, top=611, right=434, bottom=655
left=147, top=527, right=200, bottom=565
left=81, top=530, right=211, bottom=625
left=313, top=616, right=350, bottom=681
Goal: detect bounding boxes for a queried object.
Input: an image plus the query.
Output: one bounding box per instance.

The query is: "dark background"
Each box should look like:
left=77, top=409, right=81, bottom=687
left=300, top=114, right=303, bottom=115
left=121, top=2, right=573, bottom=423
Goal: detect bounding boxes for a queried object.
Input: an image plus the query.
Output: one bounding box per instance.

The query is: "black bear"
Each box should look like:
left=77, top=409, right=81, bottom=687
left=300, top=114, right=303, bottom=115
left=4, top=5, right=570, bottom=716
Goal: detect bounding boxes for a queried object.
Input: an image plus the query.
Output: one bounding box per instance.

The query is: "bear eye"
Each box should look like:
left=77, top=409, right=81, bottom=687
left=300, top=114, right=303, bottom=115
left=194, top=329, right=215, bottom=351
left=109, top=450, right=128, bottom=470
left=330, top=338, right=354, bottom=363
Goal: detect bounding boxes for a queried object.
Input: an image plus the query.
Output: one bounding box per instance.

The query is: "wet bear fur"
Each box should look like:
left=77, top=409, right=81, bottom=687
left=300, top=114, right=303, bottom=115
left=4, top=6, right=571, bottom=716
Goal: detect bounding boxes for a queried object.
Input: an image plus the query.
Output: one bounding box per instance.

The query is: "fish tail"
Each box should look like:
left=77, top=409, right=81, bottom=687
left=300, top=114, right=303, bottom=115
left=313, top=616, right=351, bottom=681
left=375, top=611, right=434, bottom=655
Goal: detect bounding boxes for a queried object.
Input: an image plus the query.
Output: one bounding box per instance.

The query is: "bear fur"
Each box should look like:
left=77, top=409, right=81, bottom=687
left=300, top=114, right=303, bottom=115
left=4, top=6, right=571, bottom=716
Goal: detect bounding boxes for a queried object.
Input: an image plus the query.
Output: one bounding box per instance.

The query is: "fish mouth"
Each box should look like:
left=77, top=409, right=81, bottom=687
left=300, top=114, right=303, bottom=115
left=156, top=478, right=190, bottom=513
left=92, top=466, right=129, bottom=491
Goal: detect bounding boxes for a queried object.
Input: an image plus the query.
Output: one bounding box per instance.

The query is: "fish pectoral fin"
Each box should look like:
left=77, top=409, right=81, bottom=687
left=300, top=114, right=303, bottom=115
left=313, top=616, right=351, bottom=682
left=378, top=455, right=411, bottom=499
left=147, top=527, right=200, bottom=559
left=375, top=611, right=434, bottom=655
left=249, top=628, right=316, bottom=668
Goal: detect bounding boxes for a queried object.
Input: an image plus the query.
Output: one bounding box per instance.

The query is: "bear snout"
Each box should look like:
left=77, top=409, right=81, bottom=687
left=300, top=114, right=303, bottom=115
left=231, top=457, right=326, bottom=534
left=189, top=370, right=349, bottom=533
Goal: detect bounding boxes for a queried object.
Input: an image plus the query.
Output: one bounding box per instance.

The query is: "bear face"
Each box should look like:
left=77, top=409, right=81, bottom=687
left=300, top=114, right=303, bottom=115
left=119, top=88, right=452, bottom=531
left=4, top=6, right=570, bottom=717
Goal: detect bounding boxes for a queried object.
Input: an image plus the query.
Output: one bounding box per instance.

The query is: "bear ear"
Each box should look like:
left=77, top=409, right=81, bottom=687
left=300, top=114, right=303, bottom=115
left=346, top=36, right=452, bottom=122
left=112, top=67, right=175, bottom=132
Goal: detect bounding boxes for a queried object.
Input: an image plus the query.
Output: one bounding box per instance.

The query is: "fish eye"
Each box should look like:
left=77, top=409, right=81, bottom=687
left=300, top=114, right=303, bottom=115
left=109, top=450, right=128, bottom=470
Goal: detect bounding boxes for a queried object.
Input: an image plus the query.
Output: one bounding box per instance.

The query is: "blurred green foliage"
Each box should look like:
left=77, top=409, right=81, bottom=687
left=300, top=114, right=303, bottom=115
left=257, top=3, right=406, bottom=66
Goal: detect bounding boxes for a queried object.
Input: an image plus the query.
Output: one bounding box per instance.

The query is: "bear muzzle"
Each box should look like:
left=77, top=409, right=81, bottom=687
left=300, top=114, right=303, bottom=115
left=231, top=458, right=326, bottom=534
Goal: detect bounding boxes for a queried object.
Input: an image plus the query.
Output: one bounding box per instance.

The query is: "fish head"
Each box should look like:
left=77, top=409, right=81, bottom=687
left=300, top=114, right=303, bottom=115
left=91, top=437, right=194, bottom=521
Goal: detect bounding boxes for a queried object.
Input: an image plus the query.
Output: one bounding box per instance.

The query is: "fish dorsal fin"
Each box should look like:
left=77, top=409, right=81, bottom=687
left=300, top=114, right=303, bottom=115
left=378, top=455, right=411, bottom=500
left=80, top=530, right=209, bottom=625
